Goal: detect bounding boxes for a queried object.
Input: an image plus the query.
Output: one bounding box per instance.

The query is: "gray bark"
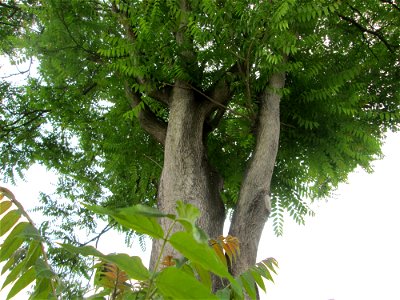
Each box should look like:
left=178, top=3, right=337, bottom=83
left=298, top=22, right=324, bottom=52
left=229, top=72, right=286, bottom=278
left=149, top=82, right=225, bottom=269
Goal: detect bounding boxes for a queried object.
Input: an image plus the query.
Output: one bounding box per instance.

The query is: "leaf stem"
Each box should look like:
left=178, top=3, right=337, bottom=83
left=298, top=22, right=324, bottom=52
left=144, top=219, right=177, bottom=300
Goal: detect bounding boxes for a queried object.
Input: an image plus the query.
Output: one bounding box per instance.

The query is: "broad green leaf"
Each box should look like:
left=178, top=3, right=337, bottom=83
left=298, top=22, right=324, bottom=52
left=176, top=200, right=200, bottom=224
left=17, top=224, right=43, bottom=241
left=156, top=267, right=217, bottom=299
left=61, top=244, right=150, bottom=280
left=6, top=266, right=35, bottom=300
left=0, top=210, right=21, bottom=236
left=169, top=232, right=242, bottom=297
left=123, top=204, right=173, bottom=218
left=0, top=200, right=12, bottom=214
left=106, top=253, right=150, bottom=281
left=1, top=255, right=16, bottom=276
left=113, top=214, right=164, bottom=239
left=87, top=205, right=165, bottom=239
left=0, top=222, right=30, bottom=263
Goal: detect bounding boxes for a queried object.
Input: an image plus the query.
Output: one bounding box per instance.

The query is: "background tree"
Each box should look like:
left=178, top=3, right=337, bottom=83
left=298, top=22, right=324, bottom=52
left=1, top=0, right=399, bottom=296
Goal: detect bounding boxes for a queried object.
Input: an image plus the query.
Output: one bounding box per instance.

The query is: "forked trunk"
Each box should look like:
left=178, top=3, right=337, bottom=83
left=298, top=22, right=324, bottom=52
left=150, top=72, right=285, bottom=299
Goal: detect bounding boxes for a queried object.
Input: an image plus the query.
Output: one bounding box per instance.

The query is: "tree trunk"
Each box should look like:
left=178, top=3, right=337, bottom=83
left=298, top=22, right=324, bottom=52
left=149, top=70, right=285, bottom=298
left=149, top=82, right=225, bottom=269
left=229, top=72, right=285, bottom=277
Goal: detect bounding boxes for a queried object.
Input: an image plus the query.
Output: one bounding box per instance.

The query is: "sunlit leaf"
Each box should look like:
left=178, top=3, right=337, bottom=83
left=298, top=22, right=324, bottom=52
left=6, top=266, right=35, bottom=300
left=156, top=267, right=218, bottom=299
left=87, top=204, right=165, bottom=239
left=0, top=200, right=12, bottom=214
left=169, top=231, right=242, bottom=297
left=61, top=244, right=150, bottom=281
left=0, top=222, right=30, bottom=263
left=0, top=210, right=21, bottom=236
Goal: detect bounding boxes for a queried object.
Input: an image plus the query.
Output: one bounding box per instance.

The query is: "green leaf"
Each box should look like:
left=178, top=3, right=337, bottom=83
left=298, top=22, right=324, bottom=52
left=176, top=200, right=200, bottom=224
left=2, top=258, right=25, bottom=289
left=0, top=210, right=21, bottom=236
left=191, top=262, right=212, bottom=291
left=240, top=272, right=257, bottom=300
left=249, top=268, right=266, bottom=292
left=61, top=244, right=150, bottom=280
left=168, top=231, right=242, bottom=297
left=215, top=287, right=231, bottom=300
left=0, top=200, right=12, bottom=214
left=87, top=205, right=165, bottom=239
left=6, top=266, right=35, bottom=300
left=29, top=277, right=53, bottom=300
left=24, top=240, right=42, bottom=268
left=0, top=222, right=30, bottom=263
left=156, top=267, right=218, bottom=299
left=34, top=259, right=55, bottom=279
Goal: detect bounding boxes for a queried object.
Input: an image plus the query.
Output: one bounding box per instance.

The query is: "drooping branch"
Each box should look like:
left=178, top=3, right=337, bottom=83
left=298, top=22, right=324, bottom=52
left=124, top=82, right=167, bottom=145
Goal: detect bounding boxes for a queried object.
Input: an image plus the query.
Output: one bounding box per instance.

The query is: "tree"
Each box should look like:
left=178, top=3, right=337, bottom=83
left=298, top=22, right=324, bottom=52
left=1, top=0, right=399, bottom=296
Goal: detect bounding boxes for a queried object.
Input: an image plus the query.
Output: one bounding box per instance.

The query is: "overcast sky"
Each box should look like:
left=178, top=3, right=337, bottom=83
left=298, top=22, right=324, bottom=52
left=1, top=132, right=399, bottom=300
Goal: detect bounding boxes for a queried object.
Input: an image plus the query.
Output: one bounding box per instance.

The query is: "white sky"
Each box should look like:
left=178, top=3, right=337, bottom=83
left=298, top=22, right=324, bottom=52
left=1, top=132, right=399, bottom=300
left=1, top=57, right=400, bottom=299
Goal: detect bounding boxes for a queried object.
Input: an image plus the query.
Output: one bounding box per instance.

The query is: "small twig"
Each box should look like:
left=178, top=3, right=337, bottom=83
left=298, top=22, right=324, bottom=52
left=143, top=154, right=163, bottom=169
left=79, top=223, right=114, bottom=247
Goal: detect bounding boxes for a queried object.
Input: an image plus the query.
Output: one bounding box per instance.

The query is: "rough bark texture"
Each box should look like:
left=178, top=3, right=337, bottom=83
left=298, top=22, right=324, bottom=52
left=229, top=72, right=286, bottom=277
left=149, top=82, right=226, bottom=268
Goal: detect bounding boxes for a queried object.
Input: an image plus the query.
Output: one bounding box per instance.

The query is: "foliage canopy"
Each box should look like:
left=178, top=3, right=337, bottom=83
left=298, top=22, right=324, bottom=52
left=1, top=0, right=399, bottom=295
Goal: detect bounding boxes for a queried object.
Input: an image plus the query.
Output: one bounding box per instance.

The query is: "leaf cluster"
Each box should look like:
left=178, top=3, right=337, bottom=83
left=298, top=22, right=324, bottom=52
left=1, top=189, right=278, bottom=299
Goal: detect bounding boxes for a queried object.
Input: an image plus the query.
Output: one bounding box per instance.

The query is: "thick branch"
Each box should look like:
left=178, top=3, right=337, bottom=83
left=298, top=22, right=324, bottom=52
left=124, top=82, right=167, bottom=145
left=229, top=72, right=286, bottom=278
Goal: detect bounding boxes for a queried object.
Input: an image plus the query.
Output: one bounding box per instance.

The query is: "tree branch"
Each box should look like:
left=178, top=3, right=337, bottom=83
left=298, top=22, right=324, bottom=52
left=124, top=81, right=167, bottom=145
left=229, top=72, right=286, bottom=277
left=338, top=13, right=396, bottom=53
left=380, top=0, right=400, bottom=12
